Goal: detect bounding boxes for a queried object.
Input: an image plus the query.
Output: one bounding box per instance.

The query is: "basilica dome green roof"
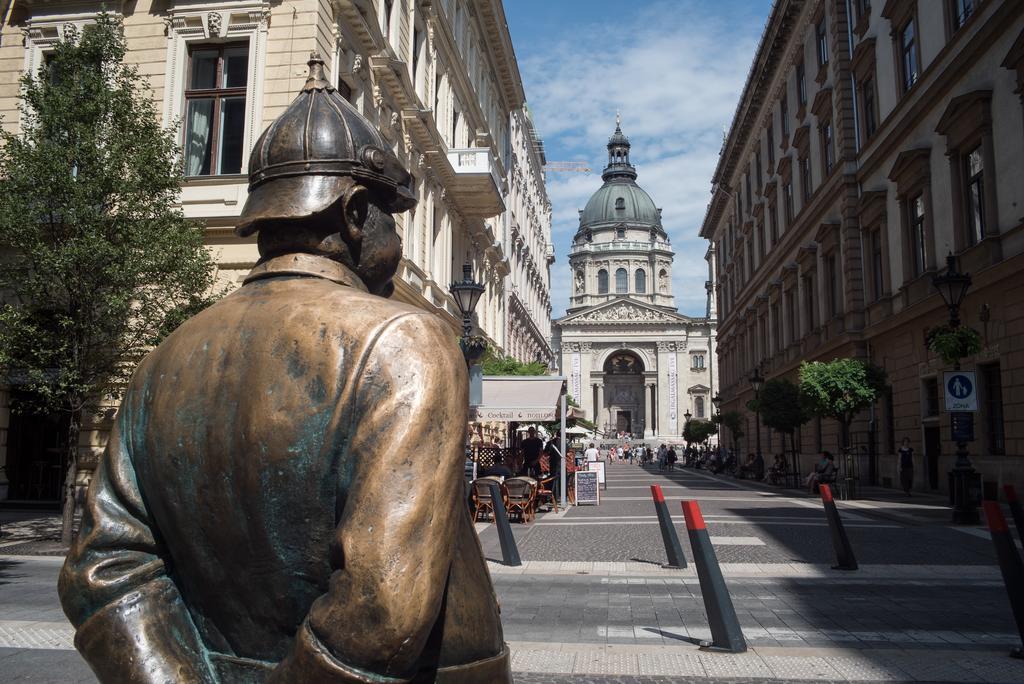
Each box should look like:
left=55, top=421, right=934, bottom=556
left=580, top=181, right=660, bottom=228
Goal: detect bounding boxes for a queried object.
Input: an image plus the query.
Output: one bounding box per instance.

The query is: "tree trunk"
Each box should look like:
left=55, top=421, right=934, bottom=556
left=60, top=405, right=82, bottom=546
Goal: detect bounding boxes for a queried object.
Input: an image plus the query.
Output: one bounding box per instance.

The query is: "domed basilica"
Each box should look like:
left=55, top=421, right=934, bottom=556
left=553, top=120, right=718, bottom=441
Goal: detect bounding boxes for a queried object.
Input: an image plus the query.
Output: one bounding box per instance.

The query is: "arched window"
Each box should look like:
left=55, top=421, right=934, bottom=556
left=598, top=269, right=609, bottom=294
left=691, top=354, right=705, bottom=369
left=615, top=268, right=628, bottom=293
left=635, top=269, right=647, bottom=293
left=615, top=197, right=625, bottom=210
left=616, top=226, right=626, bottom=239
left=695, top=396, right=705, bottom=418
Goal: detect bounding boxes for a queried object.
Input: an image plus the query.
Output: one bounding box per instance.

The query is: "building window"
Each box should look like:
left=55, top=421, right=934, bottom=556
left=692, top=354, right=705, bottom=370
left=820, top=121, right=834, bottom=175
left=861, top=74, right=878, bottom=139
left=635, top=269, right=647, bottom=293
left=781, top=94, right=790, bottom=136
left=898, top=18, right=919, bottom=93
left=800, top=157, right=812, bottom=203
left=785, top=289, right=797, bottom=343
left=783, top=181, right=794, bottom=226
left=870, top=228, right=884, bottom=301
left=598, top=269, right=609, bottom=294
left=337, top=77, right=353, bottom=103
left=615, top=268, right=628, bottom=293
left=908, top=193, right=927, bottom=277
left=796, top=61, right=807, bottom=107
left=825, top=253, right=841, bottom=318
left=745, top=171, right=752, bottom=208
left=616, top=226, right=626, bottom=239
left=767, top=122, right=775, bottom=166
left=772, top=302, right=783, bottom=351
left=980, top=363, right=1005, bottom=454
left=615, top=197, right=625, bottom=210
left=816, top=16, right=830, bottom=67
left=768, top=203, right=778, bottom=244
left=183, top=43, right=249, bottom=177
left=755, top=150, right=763, bottom=191
left=695, top=396, right=705, bottom=418
left=951, top=0, right=975, bottom=32
left=803, top=273, right=816, bottom=330
left=963, top=145, right=986, bottom=246
left=857, top=0, right=872, bottom=22
left=922, top=377, right=939, bottom=417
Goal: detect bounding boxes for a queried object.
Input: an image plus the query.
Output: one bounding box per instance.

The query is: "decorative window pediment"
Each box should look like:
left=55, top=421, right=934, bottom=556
left=887, top=148, right=931, bottom=197
left=935, top=90, right=993, bottom=149
left=811, top=87, right=833, bottom=120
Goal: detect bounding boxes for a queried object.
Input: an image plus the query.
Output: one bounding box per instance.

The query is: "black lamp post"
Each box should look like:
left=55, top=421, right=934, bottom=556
left=750, top=365, right=764, bottom=459
left=932, top=252, right=978, bottom=524
left=684, top=410, right=692, bottom=423
left=449, top=263, right=486, bottom=365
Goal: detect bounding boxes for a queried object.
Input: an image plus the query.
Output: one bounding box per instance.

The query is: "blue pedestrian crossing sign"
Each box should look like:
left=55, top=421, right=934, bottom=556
left=943, top=371, right=977, bottom=412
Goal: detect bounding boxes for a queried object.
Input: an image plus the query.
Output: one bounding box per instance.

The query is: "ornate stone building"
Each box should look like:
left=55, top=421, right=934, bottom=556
left=554, top=122, right=717, bottom=440
left=701, top=0, right=1024, bottom=492
left=0, top=0, right=553, bottom=501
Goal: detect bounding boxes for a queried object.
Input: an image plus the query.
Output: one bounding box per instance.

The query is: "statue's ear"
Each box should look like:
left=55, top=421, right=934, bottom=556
left=340, top=184, right=370, bottom=244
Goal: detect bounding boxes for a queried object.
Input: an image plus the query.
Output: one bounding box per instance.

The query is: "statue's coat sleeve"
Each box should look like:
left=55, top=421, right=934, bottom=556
left=269, top=312, right=469, bottom=683
left=59, top=405, right=217, bottom=683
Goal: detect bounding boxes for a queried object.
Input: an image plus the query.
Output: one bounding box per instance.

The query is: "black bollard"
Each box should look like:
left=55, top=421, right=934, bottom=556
left=681, top=500, right=747, bottom=653
left=487, top=482, right=522, bottom=567
left=1004, top=485, right=1024, bottom=548
left=650, top=485, right=687, bottom=569
left=820, top=484, right=858, bottom=571
left=982, top=501, right=1024, bottom=658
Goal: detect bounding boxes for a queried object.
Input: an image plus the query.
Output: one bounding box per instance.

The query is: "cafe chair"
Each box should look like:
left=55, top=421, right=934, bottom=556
left=504, top=477, right=536, bottom=523
left=535, top=475, right=559, bottom=514
left=471, top=476, right=506, bottom=522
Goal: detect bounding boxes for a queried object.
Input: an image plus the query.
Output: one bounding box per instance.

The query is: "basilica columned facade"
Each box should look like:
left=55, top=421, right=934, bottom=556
left=553, top=122, right=718, bottom=441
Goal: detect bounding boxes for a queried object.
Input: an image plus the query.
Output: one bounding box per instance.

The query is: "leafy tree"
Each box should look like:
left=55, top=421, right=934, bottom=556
left=0, top=15, right=222, bottom=543
left=480, top=346, right=549, bottom=376
left=712, top=410, right=745, bottom=453
left=799, top=358, right=887, bottom=450
left=683, top=419, right=717, bottom=446
left=756, top=378, right=811, bottom=459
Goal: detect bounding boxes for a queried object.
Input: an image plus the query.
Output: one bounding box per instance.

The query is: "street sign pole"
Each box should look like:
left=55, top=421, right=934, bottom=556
left=944, top=371, right=979, bottom=525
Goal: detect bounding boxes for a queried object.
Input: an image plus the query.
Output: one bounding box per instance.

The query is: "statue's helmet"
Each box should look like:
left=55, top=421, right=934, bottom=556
left=236, top=53, right=416, bottom=237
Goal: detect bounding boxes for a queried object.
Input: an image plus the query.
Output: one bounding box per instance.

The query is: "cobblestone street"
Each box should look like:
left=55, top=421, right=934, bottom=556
left=3, top=462, right=1024, bottom=682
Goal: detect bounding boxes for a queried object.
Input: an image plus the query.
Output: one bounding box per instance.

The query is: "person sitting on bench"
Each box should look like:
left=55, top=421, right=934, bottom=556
left=804, top=451, right=836, bottom=493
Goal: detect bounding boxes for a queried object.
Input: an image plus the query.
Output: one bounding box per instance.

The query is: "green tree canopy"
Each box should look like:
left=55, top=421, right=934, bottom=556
left=0, top=15, right=222, bottom=541
left=757, top=378, right=812, bottom=436
left=799, top=358, right=887, bottom=445
left=480, top=346, right=549, bottom=376
left=684, top=419, right=718, bottom=445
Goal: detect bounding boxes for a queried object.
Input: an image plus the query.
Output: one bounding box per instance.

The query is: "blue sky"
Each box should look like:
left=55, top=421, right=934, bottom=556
left=505, top=0, right=773, bottom=318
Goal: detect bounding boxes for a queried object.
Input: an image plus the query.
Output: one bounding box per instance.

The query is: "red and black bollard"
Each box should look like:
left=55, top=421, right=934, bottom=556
left=982, top=501, right=1024, bottom=658
left=820, top=484, right=858, bottom=571
left=681, top=500, right=747, bottom=653
left=651, top=485, right=687, bottom=569
left=1004, top=485, right=1024, bottom=548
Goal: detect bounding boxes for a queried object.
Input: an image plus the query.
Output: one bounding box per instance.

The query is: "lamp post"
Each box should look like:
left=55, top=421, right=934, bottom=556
left=749, top=365, right=764, bottom=459
left=449, top=263, right=487, bottom=409
left=932, top=252, right=978, bottom=524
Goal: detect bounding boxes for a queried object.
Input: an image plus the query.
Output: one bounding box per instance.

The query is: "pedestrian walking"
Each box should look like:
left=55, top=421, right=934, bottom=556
left=898, top=437, right=915, bottom=496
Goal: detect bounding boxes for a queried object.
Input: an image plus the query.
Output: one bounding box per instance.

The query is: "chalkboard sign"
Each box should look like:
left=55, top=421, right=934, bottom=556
left=575, top=471, right=600, bottom=505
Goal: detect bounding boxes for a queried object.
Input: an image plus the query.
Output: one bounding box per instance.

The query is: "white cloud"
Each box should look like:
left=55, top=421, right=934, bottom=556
left=518, top=0, right=766, bottom=317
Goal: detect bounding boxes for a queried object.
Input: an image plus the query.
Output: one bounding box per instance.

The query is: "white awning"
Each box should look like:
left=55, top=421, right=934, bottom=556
left=475, top=376, right=566, bottom=422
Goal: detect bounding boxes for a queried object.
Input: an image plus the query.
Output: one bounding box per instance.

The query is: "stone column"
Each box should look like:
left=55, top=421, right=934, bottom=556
left=644, top=384, right=653, bottom=437
left=596, top=384, right=605, bottom=433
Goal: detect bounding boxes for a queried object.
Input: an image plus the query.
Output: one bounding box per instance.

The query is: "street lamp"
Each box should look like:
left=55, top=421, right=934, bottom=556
left=749, top=365, right=764, bottom=458
left=932, top=253, right=978, bottom=524
left=449, top=263, right=486, bottom=365
left=684, top=410, right=692, bottom=423
left=933, top=252, right=972, bottom=330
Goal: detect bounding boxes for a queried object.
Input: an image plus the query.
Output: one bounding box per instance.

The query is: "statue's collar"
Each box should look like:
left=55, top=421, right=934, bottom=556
left=243, top=253, right=367, bottom=291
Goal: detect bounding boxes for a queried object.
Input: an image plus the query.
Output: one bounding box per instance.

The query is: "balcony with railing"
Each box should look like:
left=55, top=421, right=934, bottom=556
left=570, top=240, right=673, bottom=255
left=443, top=147, right=505, bottom=217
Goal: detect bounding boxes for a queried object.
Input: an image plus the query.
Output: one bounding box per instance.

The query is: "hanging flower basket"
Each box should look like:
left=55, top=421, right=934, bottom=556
left=926, top=324, right=982, bottom=366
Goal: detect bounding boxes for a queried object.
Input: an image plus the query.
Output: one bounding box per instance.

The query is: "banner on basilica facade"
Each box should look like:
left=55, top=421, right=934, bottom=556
left=668, top=354, right=678, bottom=434
left=571, top=353, right=582, bottom=406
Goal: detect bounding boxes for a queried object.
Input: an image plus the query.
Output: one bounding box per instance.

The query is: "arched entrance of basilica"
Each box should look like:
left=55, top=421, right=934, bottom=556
left=602, top=351, right=646, bottom=436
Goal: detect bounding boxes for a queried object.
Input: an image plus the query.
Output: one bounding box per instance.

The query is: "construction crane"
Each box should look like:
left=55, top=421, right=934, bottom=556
left=543, top=162, right=592, bottom=174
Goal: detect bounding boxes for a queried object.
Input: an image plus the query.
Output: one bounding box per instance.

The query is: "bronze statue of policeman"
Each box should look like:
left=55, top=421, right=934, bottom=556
left=58, top=54, right=510, bottom=683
